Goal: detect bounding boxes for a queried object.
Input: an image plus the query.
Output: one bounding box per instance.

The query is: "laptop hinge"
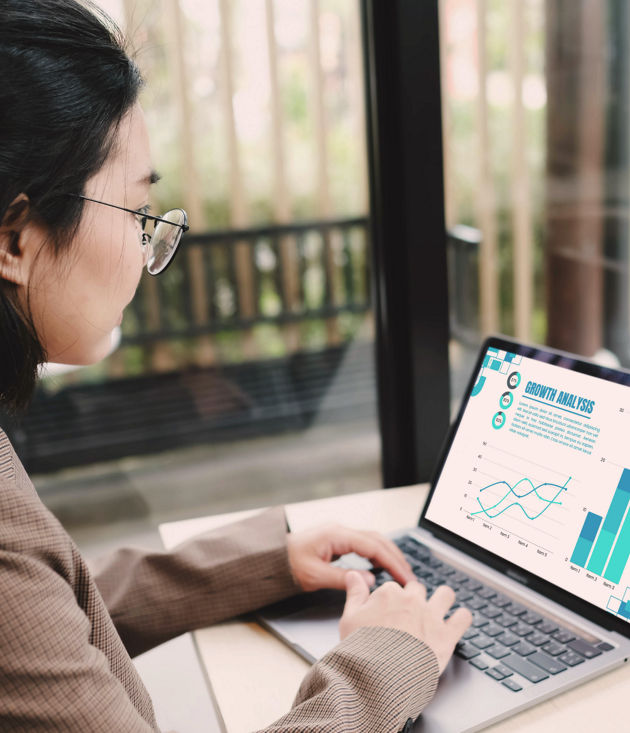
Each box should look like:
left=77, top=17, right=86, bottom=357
left=506, top=569, right=529, bottom=586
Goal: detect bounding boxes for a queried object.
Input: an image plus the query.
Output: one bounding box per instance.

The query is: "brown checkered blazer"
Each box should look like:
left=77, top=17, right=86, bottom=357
left=0, top=429, right=439, bottom=732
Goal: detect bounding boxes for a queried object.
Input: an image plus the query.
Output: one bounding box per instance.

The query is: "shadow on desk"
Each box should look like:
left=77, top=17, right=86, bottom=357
left=134, top=634, right=220, bottom=733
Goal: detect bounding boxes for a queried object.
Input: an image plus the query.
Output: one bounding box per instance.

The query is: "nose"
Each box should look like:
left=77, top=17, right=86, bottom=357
left=141, top=235, right=150, bottom=267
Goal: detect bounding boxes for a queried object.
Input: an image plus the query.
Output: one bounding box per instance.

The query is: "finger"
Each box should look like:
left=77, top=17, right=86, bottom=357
left=445, top=607, right=473, bottom=640
left=329, top=529, right=415, bottom=585
left=344, top=570, right=370, bottom=612
left=359, top=570, right=376, bottom=587
left=427, top=584, right=456, bottom=616
left=403, top=578, right=427, bottom=600
left=308, top=562, right=359, bottom=591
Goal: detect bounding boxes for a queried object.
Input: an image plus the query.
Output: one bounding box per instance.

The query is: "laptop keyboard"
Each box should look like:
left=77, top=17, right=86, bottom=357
left=371, top=537, right=614, bottom=692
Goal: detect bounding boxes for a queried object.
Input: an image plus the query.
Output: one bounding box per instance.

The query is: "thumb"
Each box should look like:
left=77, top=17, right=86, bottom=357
left=343, top=570, right=370, bottom=612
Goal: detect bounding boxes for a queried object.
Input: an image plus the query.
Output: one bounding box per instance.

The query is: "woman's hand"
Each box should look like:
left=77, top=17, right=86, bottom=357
left=340, top=571, right=472, bottom=673
left=286, top=524, right=416, bottom=592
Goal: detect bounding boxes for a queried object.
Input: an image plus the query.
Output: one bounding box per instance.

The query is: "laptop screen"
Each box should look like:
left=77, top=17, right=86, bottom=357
left=424, top=340, right=630, bottom=628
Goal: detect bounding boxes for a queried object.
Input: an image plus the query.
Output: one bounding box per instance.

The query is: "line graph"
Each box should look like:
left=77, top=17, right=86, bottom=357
left=472, top=476, right=571, bottom=521
left=464, top=441, right=574, bottom=549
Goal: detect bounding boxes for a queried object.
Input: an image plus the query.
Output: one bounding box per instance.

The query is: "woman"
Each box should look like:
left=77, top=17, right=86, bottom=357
left=0, top=1, right=471, bottom=731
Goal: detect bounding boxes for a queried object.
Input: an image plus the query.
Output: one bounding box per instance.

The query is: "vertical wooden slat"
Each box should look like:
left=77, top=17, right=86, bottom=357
left=308, top=0, right=340, bottom=344
left=346, top=0, right=369, bottom=215
left=476, top=0, right=499, bottom=335
left=266, top=0, right=300, bottom=351
left=510, top=0, right=532, bottom=341
left=218, top=0, right=256, bottom=356
left=164, top=0, right=214, bottom=366
left=342, top=228, right=355, bottom=305
left=439, top=0, right=456, bottom=229
left=545, top=0, right=605, bottom=355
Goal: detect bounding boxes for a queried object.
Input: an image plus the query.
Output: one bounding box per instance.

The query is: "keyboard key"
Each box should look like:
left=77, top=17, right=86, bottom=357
left=486, top=667, right=507, bottom=680
left=440, top=565, right=456, bottom=577
left=496, top=631, right=519, bottom=647
left=528, top=631, right=549, bottom=647
left=471, top=634, right=494, bottom=650
left=513, top=641, right=536, bottom=656
left=478, top=586, right=497, bottom=600
left=502, top=678, right=523, bottom=692
left=505, top=603, right=527, bottom=616
left=522, top=612, right=542, bottom=625
left=455, top=642, right=480, bottom=660
left=567, top=639, right=602, bottom=659
left=513, top=622, right=534, bottom=637
left=483, top=623, right=504, bottom=638
left=552, top=629, right=576, bottom=644
left=456, top=589, right=474, bottom=603
left=469, top=657, right=489, bottom=670
left=541, top=641, right=566, bottom=656
left=428, top=558, right=443, bottom=570
left=399, top=540, right=430, bottom=561
left=465, top=578, right=483, bottom=592
left=503, top=654, right=550, bottom=683
left=558, top=651, right=585, bottom=667
left=486, top=644, right=510, bottom=659
left=452, top=571, right=469, bottom=584
left=538, top=620, right=558, bottom=634
left=493, top=593, right=512, bottom=608
left=497, top=614, right=517, bottom=628
left=462, top=627, right=479, bottom=640
left=472, top=615, right=489, bottom=628
left=528, top=651, right=567, bottom=675
left=480, top=605, right=502, bottom=620
left=493, top=664, right=513, bottom=678
left=375, top=571, right=394, bottom=586
left=468, top=599, right=487, bottom=611
left=598, top=642, right=615, bottom=652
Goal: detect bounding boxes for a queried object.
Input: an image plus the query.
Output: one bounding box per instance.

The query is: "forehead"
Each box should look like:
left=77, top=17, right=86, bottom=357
left=107, top=103, right=153, bottom=187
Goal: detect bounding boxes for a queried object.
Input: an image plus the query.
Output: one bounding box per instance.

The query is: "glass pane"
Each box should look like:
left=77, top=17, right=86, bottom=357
left=441, top=0, right=630, bottom=404
left=0, top=0, right=378, bottom=559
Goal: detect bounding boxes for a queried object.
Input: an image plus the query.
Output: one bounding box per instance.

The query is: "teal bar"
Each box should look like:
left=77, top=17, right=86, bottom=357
left=571, top=512, right=603, bottom=567
left=587, top=469, right=630, bottom=575
left=571, top=537, right=594, bottom=567
left=604, top=485, right=630, bottom=582
left=588, top=530, right=617, bottom=574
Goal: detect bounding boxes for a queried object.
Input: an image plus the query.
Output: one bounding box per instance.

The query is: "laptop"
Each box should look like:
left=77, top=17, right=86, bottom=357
left=258, top=336, right=630, bottom=732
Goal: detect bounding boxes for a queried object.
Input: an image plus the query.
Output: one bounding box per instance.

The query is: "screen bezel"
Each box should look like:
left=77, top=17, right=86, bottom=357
left=420, top=335, right=630, bottom=637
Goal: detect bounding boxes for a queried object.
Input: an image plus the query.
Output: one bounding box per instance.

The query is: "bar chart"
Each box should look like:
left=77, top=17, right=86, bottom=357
left=570, top=468, right=630, bottom=584
left=606, top=587, right=630, bottom=620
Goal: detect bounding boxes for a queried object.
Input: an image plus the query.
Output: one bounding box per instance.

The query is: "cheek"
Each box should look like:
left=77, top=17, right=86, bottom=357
left=96, top=221, right=145, bottom=297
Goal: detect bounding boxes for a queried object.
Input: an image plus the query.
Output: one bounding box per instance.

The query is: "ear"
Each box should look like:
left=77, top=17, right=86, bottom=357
left=0, top=193, right=33, bottom=286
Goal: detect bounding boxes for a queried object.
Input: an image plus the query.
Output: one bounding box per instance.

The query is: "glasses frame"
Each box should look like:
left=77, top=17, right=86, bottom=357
left=69, top=194, right=189, bottom=276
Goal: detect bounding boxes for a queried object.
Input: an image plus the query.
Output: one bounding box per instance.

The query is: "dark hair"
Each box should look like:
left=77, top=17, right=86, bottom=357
left=0, top=0, right=142, bottom=411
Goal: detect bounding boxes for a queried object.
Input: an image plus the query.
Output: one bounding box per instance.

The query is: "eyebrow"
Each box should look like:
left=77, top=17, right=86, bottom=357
left=139, top=170, right=161, bottom=185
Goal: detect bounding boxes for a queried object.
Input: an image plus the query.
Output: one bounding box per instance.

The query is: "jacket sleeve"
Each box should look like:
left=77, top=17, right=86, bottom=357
left=0, top=548, right=157, bottom=732
left=92, top=506, right=302, bottom=657
left=258, top=626, right=440, bottom=733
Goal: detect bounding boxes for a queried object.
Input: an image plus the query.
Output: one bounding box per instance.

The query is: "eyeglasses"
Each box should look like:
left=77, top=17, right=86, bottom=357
left=71, top=194, right=189, bottom=276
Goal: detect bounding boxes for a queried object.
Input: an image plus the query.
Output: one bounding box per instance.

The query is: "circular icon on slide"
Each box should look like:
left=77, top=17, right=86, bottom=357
left=500, top=391, right=514, bottom=409
left=507, top=371, right=521, bottom=389
left=492, top=411, right=506, bottom=430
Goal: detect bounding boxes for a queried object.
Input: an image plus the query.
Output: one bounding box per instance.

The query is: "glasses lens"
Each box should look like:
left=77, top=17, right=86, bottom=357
left=147, top=209, right=187, bottom=275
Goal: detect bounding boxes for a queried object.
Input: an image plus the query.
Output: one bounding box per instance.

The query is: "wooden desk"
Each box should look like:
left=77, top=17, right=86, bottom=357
left=159, top=486, right=628, bottom=733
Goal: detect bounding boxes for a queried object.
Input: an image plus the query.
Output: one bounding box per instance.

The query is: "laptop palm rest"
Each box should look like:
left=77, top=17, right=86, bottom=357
left=259, top=589, right=524, bottom=733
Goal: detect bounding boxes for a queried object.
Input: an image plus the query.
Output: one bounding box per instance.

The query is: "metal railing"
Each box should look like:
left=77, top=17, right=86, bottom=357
left=121, top=216, right=372, bottom=357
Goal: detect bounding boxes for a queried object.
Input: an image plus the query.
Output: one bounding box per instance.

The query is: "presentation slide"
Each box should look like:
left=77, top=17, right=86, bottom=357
left=425, top=346, right=630, bottom=623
